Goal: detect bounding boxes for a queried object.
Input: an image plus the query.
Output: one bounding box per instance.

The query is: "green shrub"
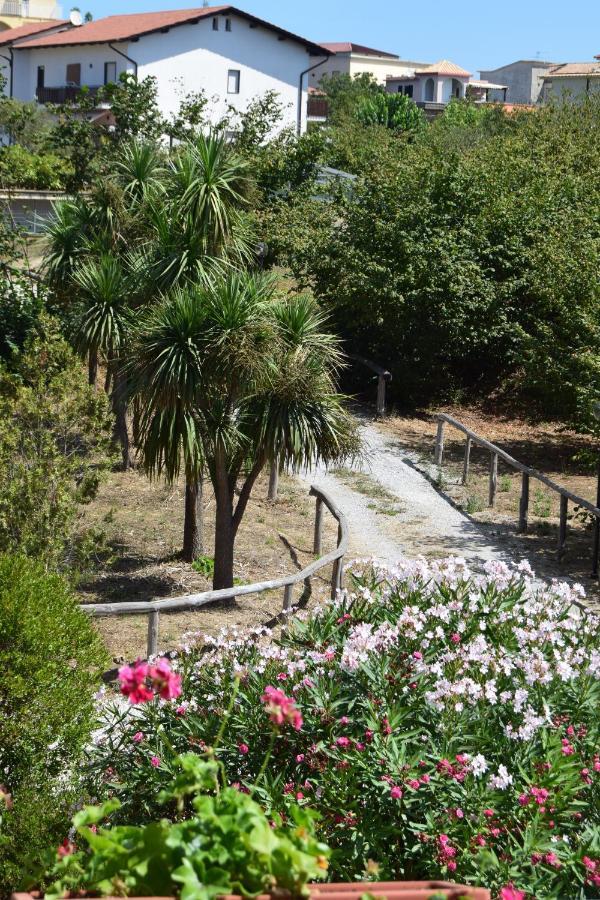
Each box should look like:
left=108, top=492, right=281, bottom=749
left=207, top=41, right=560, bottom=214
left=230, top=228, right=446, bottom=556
left=0, top=144, right=73, bottom=190
left=0, top=554, right=108, bottom=895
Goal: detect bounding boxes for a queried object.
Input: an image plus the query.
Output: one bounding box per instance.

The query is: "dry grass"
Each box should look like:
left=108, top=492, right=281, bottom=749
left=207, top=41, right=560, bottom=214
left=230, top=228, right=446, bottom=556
left=380, top=406, right=600, bottom=602
left=76, top=467, right=338, bottom=662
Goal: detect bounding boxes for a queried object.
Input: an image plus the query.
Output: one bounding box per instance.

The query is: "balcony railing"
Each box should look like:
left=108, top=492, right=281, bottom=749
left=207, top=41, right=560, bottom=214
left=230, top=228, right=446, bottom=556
left=307, top=97, right=329, bottom=119
left=36, top=85, right=101, bottom=104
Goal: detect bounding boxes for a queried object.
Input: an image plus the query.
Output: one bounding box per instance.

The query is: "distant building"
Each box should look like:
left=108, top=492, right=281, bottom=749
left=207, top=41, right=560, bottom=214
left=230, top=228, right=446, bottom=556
left=0, top=1, right=62, bottom=33
left=542, top=61, right=600, bottom=100
left=310, top=42, right=429, bottom=86
left=386, top=59, right=472, bottom=104
left=478, top=60, right=556, bottom=105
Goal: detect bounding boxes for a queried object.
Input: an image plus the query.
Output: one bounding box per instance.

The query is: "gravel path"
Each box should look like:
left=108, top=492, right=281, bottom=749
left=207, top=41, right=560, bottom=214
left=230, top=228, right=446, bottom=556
left=301, top=419, right=514, bottom=567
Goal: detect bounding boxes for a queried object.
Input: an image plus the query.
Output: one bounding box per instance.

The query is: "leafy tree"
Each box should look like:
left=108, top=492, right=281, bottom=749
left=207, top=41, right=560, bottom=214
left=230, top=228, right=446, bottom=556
left=103, top=73, right=165, bottom=145
left=355, top=91, right=424, bottom=132
left=127, top=272, right=359, bottom=586
left=318, top=71, right=382, bottom=124
left=0, top=269, right=45, bottom=365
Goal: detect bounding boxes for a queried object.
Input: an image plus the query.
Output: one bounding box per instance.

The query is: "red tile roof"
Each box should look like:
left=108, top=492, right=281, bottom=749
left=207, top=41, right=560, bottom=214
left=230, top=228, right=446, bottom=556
left=0, top=19, right=69, bottom=47
left=320, top=41, right=398, bottom=59
left=14, top=5, right=328, bottom=55
left=416, top=59, right=471, bottom=77
left=547, top=62, right=600, bottom=77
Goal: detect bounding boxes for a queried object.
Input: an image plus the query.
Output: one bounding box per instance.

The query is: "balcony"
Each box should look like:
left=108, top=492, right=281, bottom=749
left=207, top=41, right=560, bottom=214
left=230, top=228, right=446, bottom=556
left=36, top=84, right=102, bottom=104
left=0, top=1, right=62, bottom=18
left=307, top=96, right=329, bottom=119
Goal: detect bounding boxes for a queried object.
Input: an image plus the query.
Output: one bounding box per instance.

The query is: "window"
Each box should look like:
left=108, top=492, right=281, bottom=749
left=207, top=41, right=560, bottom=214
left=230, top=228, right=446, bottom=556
left=227, top=69, right=240, bottom=94
left=66, top=62, right=81, bottom=86
left=225, top=17, right=232, bottom=31
left=404, top=84, right=413, bottom=98
left=104, top=61, right=117, bottom=85
left=212, top=16, right=219, bottom=30
left=36, top=66, right=45, bottom=90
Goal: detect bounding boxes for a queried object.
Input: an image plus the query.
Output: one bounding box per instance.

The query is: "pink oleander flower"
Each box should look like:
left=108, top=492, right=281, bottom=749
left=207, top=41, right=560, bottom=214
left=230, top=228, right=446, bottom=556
left=132, top=731, right=144, bottom=744
left=238, top=743, right=249, bottom=755
left=455, top=808, right=464, bottom=819
left=483, top=808, right=495, bottom=818
left=57, top=839, right=75, bottom=859
left=450, top=633, right=461, bottom=643
left=500, top=885, right=525, bottom=900
left=446, top=861, right=457, bottom=872
left=336, top=736, right=351, bottom=748
left=118, top=660, right=153, bottom=704
left=544, top=852, right=561, bottom=869
left=390, top=785, right=403, bottom=800
left=583, top=857, right=597, bottom=872
left=175, top=705, right=187, bottom=716
left=150, top=755, right=161, bottom=768
left=412, top=651, right=423, bottom=660
left=296, top=753, right=305, bottom=763
left=276, top=672, right=287, bottom=681
left=149, top=658, right=182, bottom=701
left=261, top=685, right=303, bottom=730
left=407, top=779, right=420, bottom=790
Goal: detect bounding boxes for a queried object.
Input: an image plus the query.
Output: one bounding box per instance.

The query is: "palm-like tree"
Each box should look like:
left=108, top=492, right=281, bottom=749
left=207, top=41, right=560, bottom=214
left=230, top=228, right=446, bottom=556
left=127, top=271, right=359, bottom=587
left=72, top=253, right=133, bottom=468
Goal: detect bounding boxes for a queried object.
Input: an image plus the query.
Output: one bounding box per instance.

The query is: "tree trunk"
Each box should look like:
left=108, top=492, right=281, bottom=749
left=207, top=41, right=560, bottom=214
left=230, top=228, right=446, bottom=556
left=111, top=370, right=133, bottom=471
left=213, top=484, right=235, bottom=590
left=182, top=477, right=203, bottom=563
left=88, top=349, right=98, bottom=388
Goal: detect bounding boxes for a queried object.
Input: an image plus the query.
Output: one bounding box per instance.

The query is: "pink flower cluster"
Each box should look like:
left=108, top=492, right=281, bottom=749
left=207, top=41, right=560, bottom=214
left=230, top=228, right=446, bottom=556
left=118, top=658, right=182, bottom=705
left=583, top=856, right=600, bottom=889
left=261, top=685, right=303, bottom=730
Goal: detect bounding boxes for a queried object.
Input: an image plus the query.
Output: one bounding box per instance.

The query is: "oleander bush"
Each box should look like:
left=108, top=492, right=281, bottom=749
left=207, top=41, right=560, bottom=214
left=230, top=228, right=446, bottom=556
left=89, top=557, right=600, bottom=898
left=0, top=554, right=108, bottom=896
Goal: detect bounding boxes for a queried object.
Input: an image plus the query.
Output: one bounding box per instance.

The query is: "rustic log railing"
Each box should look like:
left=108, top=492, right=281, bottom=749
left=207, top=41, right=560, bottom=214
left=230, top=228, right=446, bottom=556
left=434, top=413, right=600, bottom=571
left=82, top=485, right=348, bottom=657
left=348, top=354, right=392, bottom=418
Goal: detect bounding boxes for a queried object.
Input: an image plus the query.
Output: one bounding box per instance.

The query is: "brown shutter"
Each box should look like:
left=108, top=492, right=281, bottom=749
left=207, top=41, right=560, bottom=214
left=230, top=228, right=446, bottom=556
left=66, top=63, right=81, bottom=85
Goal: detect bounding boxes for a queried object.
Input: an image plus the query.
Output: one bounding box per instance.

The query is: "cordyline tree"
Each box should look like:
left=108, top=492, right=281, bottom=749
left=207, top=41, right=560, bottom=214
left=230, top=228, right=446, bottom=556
left=43, top=133, right=252, bottom=549
left=126, top=271, right=359, bottom=587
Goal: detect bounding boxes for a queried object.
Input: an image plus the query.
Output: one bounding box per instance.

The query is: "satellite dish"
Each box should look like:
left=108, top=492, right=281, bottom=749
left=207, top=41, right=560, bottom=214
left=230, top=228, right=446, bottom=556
left=69, top=9, right=83, bottom=26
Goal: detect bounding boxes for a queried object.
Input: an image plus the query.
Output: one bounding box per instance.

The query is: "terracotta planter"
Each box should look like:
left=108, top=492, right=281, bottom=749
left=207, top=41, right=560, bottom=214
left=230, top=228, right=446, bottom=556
left=13, top=882, right=490, bottom=900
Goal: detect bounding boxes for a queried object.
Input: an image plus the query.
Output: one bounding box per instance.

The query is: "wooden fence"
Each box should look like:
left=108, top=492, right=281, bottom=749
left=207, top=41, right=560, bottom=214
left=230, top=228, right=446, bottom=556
left=348, top=354, right=392, bottom=418
left=82, top=485, right=348, bottom=657
left=434, top=413, right=600, bottom=572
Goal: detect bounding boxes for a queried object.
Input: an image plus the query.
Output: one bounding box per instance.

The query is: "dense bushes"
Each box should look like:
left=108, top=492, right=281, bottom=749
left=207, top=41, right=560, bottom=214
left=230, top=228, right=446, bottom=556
left=0, top=554, right=108, bottom=895
left=0, top=316, right=113, bottom=568
left=90, top=558, right=600, bottom=898
left=267, top=99, right=600, bottom=420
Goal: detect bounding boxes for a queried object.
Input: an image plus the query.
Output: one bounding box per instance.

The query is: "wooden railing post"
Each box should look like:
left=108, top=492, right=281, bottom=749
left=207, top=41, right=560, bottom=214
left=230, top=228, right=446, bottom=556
left=376, top=375, right=386, bottom=418
left=518, top=472, right=529, bottom=533
left=488, top=453, right=498, bottom=507
left=268, top=462, right=279, bottom=501
left=283, top=583, right=294, bottom=612
left=147, top=610, right=159, bottom=658
left=462, top=436, right=472, bottom=485
left=558, top=495, right=568, bottom=555
left=313, top=496, right=323, bottom=555
left=434, top=420, right=445, bottom=466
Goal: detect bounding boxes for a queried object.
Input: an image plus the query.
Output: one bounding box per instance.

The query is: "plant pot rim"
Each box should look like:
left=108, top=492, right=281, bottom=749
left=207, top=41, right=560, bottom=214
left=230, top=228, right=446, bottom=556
left=12, top=880, right=490, bottom=900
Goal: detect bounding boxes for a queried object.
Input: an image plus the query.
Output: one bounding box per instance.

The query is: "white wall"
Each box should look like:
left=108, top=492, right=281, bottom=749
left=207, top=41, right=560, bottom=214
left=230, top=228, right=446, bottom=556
left=136, top=13, right=317, bottom=132
left=543, top=76, right=600, bottom=101
left=10, top=13, right=321, bottom=132
left=310, top=53, right=428, bottom=87
left=12, top=43, right=131, bottom=100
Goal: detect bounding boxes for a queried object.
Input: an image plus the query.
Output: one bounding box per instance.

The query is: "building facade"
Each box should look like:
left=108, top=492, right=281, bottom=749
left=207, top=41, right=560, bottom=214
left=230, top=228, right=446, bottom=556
left=478, top=60, right=556, bottom=104
left=0, top=0, right=61, bottom=32
left=386, top=60, right=471, bottom=104
left=0, top=5, right=329, bottom=134
left=310, top=42, right=428, bottom=86
left=541, top=61, right=600, bottom=101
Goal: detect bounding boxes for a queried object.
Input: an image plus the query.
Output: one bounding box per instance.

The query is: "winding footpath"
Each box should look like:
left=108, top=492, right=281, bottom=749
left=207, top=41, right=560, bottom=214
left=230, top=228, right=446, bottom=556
left=301, top=419, right=514, bottom=568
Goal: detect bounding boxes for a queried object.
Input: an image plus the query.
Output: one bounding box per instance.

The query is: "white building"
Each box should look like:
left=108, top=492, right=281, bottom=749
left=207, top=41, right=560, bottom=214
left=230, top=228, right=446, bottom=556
left=386, top=59, right=472, bottom=104
left=0, top=5, right=330, bottom=133
left=0, top=1, right=62, bottom=34
left=310, top=42, right=428, bottom=86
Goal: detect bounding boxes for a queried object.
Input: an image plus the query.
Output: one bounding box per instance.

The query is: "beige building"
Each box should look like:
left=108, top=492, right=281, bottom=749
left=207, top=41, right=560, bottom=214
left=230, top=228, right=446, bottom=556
left=0, top=1, right=62, bottom=32
left=309, top=42, right=428, bottom=87
left=542, top=61, right=600, bottom=101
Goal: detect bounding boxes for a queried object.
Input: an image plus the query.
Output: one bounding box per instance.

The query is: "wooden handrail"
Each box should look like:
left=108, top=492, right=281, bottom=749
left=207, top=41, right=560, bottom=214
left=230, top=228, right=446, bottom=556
left=347, top=353, right=392, bottom=418
left=82, top=484, right=348, bottom=656
left=434, top=413, right=600, bottom=571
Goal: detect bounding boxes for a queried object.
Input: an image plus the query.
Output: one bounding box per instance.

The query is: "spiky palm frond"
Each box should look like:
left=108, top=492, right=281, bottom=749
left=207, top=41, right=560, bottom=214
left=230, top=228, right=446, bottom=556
left=114, top=140, right=167, bottom=205
left=71, top=254, right=132, bottom=358
left=43, top=198, right=96, bottom=289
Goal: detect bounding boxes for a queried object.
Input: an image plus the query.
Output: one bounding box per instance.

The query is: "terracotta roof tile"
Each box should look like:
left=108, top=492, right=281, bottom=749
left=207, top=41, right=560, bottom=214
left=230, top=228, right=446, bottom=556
left=0, top=19, right=69, bottom=47
left=15, top=5, right=328, bottom=55
left=319, top=41, right=398, bottom=59
left=547, top=62, right=600, bottom=77
left=416, top=59, right=471, bottom=77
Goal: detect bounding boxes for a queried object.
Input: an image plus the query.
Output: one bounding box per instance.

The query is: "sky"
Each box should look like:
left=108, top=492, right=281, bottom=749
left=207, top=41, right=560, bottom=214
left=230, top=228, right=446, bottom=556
left=81, top=0, right=600, bottom=76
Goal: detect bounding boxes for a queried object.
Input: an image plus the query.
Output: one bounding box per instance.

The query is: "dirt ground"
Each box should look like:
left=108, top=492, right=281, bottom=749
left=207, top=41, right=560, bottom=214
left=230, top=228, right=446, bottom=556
left=380, top=406, right=600, bottom=604
left=77, top=468, right=338, bottom=662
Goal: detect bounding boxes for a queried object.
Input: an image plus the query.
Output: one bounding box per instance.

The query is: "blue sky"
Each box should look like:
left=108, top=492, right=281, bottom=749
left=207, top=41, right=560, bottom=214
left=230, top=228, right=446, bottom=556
left=82, top=0, right=600, bottom=76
